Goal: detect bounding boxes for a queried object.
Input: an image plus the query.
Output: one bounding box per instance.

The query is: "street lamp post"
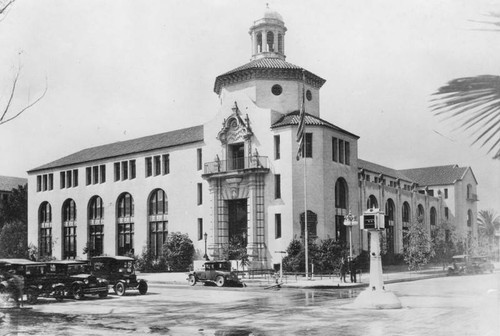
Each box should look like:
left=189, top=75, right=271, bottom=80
left=203, top=232, right=209, bottom=261
left=343, top=211, right=358, bottom=261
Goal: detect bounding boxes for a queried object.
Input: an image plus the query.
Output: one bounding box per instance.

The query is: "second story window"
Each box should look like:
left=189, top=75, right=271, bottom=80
left=444, top=188, right=448, bottom=199
left=154, top=156, right=161, bottom=176
left=305, top=133, right=313, bottom=158
left=274, top=135, right=280, bottom=160
left=114, top=162, right=120, bottom=181
left=197, top=183, right=203, bottom=205
left=275, top=174, right=281, bottom=199
left=197, top=148, right=202, bottom=170
left=37, top=174, right=53, bottom=192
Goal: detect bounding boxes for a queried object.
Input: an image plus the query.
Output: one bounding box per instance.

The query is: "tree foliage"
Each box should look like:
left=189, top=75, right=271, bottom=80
left=0, top=184, right=28, bottom=258
left=0, top=220, right=27, bottom=258
left=431, top=13, right=500, bottom=159
left=431, top=221, right=460, bottom=268
left=162, top=232, right=195, bottom=272
left=404, top=217, right=435, bottom=271
left=222, top=235, right=250, bottom=270
left=477, top=209, right=500, bottom=257
left=282, top=238, right=347, bottom=273
left=136, top=245, right=168, bottom=273
left=0, top=183, right=27, bottom=230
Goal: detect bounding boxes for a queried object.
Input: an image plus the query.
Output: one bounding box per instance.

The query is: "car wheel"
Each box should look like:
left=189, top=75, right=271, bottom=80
left=114, top=282, right=126, bottom=296
left=54, top=288, right=64, bottom=302
left=99, top=291, right=108, bottom=298
left=0, top=285, right=10, bottom=303
left=215, top=276, right=225, bottom=287
left=27, top=292, right=38, bottom=304
left=72, top=284, right=84, bottom=300
left=188, top=275, right=197, bottom=286
left=138, top=281, right=148, bottom=295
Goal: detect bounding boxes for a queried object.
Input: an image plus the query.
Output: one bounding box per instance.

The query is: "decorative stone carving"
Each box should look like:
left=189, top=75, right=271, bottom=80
left=217, top=102, right=253, bottom=145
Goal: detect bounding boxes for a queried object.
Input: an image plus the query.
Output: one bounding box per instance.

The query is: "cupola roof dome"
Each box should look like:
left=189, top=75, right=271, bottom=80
left=263, top=7, right=283, bottom=22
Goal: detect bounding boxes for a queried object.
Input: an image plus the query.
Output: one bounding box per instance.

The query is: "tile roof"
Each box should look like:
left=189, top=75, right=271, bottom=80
left=0, top=175, right=27, bottom=192
left=357, top=159, right=412, bottom=181
left=214, top=57, right=326, bottom=94
left=271, top=111, right=359, bottom=138
left=29, top=125, right=204, bottom=173
left=399, top=165, right=470, bottom=186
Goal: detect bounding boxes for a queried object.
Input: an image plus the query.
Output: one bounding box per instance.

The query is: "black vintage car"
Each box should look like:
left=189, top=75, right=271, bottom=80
left=0, top=258, right=65, bottom=304
left=45, top=260, right=109, bottom=300
left=90, top=256, right=148, bottom=296
left=188, top=260, right=242, bottom=287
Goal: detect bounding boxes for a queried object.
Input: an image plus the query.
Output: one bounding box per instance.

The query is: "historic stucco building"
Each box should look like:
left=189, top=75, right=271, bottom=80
left=27, top=8, right=477, bottom=269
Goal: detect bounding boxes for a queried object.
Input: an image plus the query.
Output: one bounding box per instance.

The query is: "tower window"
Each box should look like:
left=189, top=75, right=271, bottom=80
left=266, top=31, right=274, bottom=52
left=271, top=84, right=282, bottom=96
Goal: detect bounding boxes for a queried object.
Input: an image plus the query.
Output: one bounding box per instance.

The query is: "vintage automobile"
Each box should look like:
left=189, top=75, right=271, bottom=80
left=187, top=260, right=242, bottom=287
left=0, top=258, right=65, bottom=304
left=45, top=260, right=109, bottom=300
left=90, top=256, right=148, bottom=296
left=469, top=256, right=495, bottom=273
left=447, top=255, right=495, bottom=275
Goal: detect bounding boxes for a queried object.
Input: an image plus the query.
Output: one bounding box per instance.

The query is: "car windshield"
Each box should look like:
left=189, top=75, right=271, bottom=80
left=117, top=261, right=135, bottom=274
left=67, top=264, right=89, bottom=275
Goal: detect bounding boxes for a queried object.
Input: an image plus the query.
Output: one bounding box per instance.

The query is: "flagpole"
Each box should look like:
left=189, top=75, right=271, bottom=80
left=296, top=69, right=308, bottom=279
left=304, top=138, right=308, bottom=279
left=302, top=70, right=308, bottom=279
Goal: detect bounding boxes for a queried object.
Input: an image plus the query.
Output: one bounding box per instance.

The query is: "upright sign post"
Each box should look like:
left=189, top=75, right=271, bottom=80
left=353, top=208, right=402, bottom=309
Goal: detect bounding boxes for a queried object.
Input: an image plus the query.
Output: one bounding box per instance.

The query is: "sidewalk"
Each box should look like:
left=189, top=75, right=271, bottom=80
left=139, top=264, right=457, bottom=289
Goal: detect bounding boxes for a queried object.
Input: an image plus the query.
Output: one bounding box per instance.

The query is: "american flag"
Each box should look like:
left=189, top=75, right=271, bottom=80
left=296, top=71, right=306, bottom=160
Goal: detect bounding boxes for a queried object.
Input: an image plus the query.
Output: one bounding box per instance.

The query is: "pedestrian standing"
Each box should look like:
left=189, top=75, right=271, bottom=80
left=349, top=258, right=357, bottom=283
left=339, top=257, right=347, bottom=283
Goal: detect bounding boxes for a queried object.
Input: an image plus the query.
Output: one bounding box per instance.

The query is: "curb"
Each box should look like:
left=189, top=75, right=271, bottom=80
left=144, top=272, right=449, bottom=289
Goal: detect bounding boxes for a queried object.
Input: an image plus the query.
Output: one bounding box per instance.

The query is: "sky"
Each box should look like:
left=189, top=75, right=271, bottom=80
left=0, top=0, right=499, bottom=212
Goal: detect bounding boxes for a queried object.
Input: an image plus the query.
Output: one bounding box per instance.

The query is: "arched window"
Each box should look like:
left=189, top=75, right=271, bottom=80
left=300, top=210, right=317, bottom=238
left=385, top=199, right=395, bottom=254
left=278, top=33, right=283, bottom=53
left=117, top=192, right=134, bottom=256
left=256, top=32, right=262, bottom=53
left=148, top=189, right=168, bottom=258
left=62, top=199, right=77, bottom=259
left=402, top=201, right=411, bottom=249
left=467, top=209, right=473, bottom=227
left=430, top=207, right=437, bottom=226
left=402, top=202, right=410, bottom=224
left=367, top=195, right=378, bottom=209
left=335, top=178, right=348, bottom=209
left=266, top=31, right=274, bottom=52
left=417, top=204, right=425, bottom=220
left=88, top=196, right=104, bottom=257
left=39, top=202, right=52, bottom=258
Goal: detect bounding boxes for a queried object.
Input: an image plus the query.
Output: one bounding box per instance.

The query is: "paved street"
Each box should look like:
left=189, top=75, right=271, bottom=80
left=0, top=273, right=498, bottom=336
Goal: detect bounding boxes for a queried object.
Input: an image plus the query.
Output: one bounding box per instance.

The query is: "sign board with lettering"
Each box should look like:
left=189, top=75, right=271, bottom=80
left=360, top=209, right=385, bottom=230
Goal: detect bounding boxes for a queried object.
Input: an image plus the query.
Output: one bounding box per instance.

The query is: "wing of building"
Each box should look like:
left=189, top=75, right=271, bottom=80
left=27, top=7, right=478, bottom=268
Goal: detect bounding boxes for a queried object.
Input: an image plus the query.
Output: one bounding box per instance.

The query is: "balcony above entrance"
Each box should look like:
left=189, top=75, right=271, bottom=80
left=203, top=155, right=269, bottom=178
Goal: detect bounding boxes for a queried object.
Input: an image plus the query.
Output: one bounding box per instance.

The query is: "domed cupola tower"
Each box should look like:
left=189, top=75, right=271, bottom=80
left=249, top=5, right=287, bottom=60
left=214, top=6, right=325, bottom=117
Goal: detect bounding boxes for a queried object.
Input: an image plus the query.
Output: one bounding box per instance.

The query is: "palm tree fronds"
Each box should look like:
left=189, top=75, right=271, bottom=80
left=431, top=75, right=500, bottom=159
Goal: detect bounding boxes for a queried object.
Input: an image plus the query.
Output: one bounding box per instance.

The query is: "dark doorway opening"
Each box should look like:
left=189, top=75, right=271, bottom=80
left=228, top=143, right=245, bottom=170
left=228, top=199, right=247, bottom=243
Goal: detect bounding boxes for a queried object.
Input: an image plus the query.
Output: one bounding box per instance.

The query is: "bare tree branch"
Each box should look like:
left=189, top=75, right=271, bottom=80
left=0, top=0, right=15, bottom=22
left=0, top=76, right=48, bottom=126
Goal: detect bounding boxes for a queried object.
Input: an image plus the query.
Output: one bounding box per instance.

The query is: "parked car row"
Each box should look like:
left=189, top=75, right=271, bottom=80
left=0, top=256, right=147, bottom=305
left=447, top=255, right=495, bottom=276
